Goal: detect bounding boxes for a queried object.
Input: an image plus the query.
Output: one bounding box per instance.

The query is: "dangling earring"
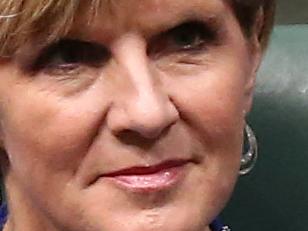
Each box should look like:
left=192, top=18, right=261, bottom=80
left=239, top=124, right=258, bottom=176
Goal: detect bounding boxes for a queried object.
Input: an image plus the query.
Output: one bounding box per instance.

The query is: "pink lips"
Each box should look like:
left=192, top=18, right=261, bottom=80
left=100, top=160, right=190, bottom=192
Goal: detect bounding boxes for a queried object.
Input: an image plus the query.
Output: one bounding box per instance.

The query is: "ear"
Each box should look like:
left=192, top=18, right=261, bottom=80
left=251, top=7, right=265, bottom=72
left=244, top=7, right=265, bottom=114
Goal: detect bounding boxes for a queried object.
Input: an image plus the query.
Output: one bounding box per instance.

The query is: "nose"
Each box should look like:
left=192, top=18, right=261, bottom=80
left=109, top=89, right=179, bottom=140
left=106, top=35, right=179, bottom=140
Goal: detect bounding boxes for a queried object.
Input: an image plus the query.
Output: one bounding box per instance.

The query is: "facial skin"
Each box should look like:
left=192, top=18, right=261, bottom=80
left=0, top=1, right=261, bottom=231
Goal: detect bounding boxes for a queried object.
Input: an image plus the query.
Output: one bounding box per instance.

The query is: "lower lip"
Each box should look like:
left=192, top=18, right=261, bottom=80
left=105, top=166, right=186, bottom=193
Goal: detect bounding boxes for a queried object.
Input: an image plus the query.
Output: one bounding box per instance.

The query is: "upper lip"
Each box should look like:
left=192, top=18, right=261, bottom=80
left=101, top=159, right=192, bottom=177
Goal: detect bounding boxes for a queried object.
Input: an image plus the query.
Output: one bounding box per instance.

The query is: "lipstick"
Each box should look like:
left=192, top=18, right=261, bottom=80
left=100, top=160, right=190, bottom=192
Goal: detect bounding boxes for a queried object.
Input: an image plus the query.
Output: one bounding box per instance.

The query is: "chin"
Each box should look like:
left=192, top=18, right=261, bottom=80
left=85, top=206, right=209, bottom=231
left=71, top=185, right=220, bottom=231
left=47, top=158, right=234, bottom=231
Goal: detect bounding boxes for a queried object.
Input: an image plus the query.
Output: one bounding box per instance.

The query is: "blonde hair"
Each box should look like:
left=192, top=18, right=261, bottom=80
left=0, top=0, right=96, bottom=57
left=0, top=0, right=275, bottom=57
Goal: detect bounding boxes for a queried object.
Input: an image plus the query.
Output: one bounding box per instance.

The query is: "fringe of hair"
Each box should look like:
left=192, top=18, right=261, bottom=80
left=0, top=0, right=275, bottom=57
left=0, top=0, right=103, bottom=57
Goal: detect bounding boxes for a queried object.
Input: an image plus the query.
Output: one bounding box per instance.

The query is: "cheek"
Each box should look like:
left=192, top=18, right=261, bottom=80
left=1, top=83, right=109, bottom=187
left=161, top=52, right=250, bottom=181
left=166, top=60, right=248, bottom=143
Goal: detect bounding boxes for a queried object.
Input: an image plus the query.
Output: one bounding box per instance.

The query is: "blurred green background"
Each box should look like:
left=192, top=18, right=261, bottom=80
left=222, top=4, right=308, bottom=229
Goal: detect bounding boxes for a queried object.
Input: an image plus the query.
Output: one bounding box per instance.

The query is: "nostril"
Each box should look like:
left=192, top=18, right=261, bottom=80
left=116, top=129, right=152, bottom=148
left=116, top=129, right=158, bottom=149
left=115, top=121, right=175, bottom=148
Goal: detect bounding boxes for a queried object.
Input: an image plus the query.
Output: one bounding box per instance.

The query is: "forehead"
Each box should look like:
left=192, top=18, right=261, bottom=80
left=73, top=0, right=231, bottom=40
left=100, top=0, right=227, bottom=18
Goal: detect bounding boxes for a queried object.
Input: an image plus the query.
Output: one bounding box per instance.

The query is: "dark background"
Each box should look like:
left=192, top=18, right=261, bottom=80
left=276, top=0, right=308, bottom=24
left=222, top=1, right=308, bottom=230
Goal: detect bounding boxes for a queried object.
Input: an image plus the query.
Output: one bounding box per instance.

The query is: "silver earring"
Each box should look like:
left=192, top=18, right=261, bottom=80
left=239, top=124, right=258, bottom=176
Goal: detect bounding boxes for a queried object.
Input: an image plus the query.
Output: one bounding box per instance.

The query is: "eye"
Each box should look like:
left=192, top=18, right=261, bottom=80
left=31, top=39, right=110, bottom=73
left=168, top=21, right=209, bottom=50
left=148, top=20, right=218, bottom=55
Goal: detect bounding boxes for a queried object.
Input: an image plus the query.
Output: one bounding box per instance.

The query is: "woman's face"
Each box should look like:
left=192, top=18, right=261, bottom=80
left=0, top=1, right=260, bottom=231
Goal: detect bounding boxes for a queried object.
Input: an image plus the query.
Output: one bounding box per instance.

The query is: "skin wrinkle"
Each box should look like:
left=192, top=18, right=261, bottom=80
left=72, top=1, right=227, bottom=45
left=0, top=1, right=270, bottom=231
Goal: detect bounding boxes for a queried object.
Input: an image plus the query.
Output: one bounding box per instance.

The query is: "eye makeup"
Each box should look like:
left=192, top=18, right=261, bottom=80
left=25, top=39, right=110, bottom=74
left=147, top=19, right=224, bottom=57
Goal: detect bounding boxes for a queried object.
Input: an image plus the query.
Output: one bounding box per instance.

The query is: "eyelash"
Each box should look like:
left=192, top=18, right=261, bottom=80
left=148, top=20, right=218, bottom=56
left=28, top=21, right=216, bottom=74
